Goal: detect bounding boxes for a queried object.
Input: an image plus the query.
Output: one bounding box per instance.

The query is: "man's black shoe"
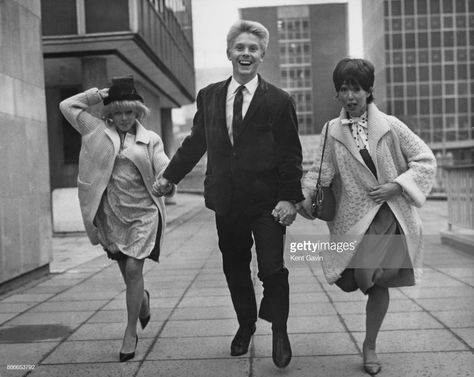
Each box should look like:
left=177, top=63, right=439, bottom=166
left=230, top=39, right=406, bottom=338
left=272, top=329, right=292, bottom=368
left=230, top=324, right=256, bottom=356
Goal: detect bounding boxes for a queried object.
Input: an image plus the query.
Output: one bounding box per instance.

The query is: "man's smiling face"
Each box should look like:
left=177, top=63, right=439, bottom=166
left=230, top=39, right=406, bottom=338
left=227, top=32, right=265, bottom=84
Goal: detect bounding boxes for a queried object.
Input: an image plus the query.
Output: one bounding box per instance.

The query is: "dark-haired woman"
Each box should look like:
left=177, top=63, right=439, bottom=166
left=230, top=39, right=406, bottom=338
left=300, top=58, right=436, bottom=374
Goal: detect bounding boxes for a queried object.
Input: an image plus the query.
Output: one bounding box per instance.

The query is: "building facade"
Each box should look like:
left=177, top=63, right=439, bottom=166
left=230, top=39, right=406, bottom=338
left=240, top=3, right=348, bottom=136
left=363, top=0, right=474, bottom=165
left=0, top=1, right=52, bottom=286
left=41, top=0, right=195, bottom=189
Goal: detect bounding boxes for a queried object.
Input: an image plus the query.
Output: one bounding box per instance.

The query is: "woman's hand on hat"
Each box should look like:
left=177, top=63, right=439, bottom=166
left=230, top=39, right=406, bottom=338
left=98, top=88, right=109, bottom=101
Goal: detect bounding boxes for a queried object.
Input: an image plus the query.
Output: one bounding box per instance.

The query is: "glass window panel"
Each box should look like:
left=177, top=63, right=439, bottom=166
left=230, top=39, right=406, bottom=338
left=392, top=18, right=402, bottom=30
left=385, top=52, right=391, bottom=65
left=459, top=116, right=469, bottom=129
left=433, top=83, right=442, bottom=96
left=446, top=131, right=456, bottom=141
left=417, top=0, right=427, bottom=14
left=420, top=100, right=430, bottom=113
left=432, top=65, right=442, bottom=80
left=444, top=31, right=454, bottom=46
left=406, top=51, right=416, bottom=63
left=393, top=67, right=404, bottom=81
left=85, top=0, right=129, bottom=33
left=407, top=84, right=417, bottom=97
left=405, top=0, right=414, bottom=14
left=457, top=49, right=467, bottom=61
left=41, top=0, right=77, bottom=35
left=419, top=51, right=429, bottom=63
left=444, top=49, right=454, bottom=62
left=431, top=32, right=441, bottom=47
left=457, top=31, right=466, bottom=46
left=456, top=15, right=466, bottom=28
left=419, top=66, right=429, bottom=81
left=443, top=0, right=453, bottom=12
left=420, top=84, right=430, bottom=96
left=417, top=17, right=428, bottom=29
left=394, top=85, right=404, bottom=97
left=456, top=0, right=466, bottom=13
left=385, top=34, right=390, bottom=49
left=405, top=33, right=415, bottom=48
left=433, top=130, right=443, bottom=142
left=418, top=33, right=428, bottom=48
left=407, top=66, right=417, bottom=81
left=392, top=34, right=402, bottom=49
left=458, top=82, right=467, bottom=95
left=443, top=16, right=453, bottom=28
left=393, top=51, right=403, bottom=64
left=445, top=83, right=455, bottom=95
left=394, top=100, right=405, bottom=114
left=458, top=98, right=468, bottom=113
left=433, top=99, right=443, bottom=114
left=431, top=50, right=442, bottom=62
left=445, top=99, right=455, bottom=113
left=458, top=65, right=467, bottom=80
left=433, top=116, right=443, bottom=130
left=385, top=68, right=391, bottom=83
left=430, top=16, right=441, bottom=29
left=444, top=65, right=455, bottom=80
left=391, top=0, right=401, bottom=16
left=470, top=15, right=474, bottom=28
left=405, top=18, right=415, bottom=30
left=407, top=100, right=417, bottom=114
left=431, top=0, right=441, bottom=13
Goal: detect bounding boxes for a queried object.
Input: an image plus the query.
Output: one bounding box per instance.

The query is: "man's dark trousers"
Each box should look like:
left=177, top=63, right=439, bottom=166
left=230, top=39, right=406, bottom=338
left=215, top=208, right=289, bottom=328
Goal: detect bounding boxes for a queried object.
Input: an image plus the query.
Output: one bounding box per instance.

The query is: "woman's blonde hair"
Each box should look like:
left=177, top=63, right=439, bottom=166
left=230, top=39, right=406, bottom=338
left=102, top=100, right=150, bottom=121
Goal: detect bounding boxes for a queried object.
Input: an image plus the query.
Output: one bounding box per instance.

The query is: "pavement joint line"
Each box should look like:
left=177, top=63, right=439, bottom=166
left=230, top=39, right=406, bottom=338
left=423, top=263, right=474, bottom=289
left=306, top=261, right=364, bottom=357
left=0, top=204, right=206, bottom=327
left=132, top=220, right=219, bottom=377
left=395, top=286, right=474, bottom=353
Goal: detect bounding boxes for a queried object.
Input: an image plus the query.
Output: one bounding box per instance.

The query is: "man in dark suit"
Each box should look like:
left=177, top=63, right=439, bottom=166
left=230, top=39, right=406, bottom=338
left=154, top=20, right=304, bottom=368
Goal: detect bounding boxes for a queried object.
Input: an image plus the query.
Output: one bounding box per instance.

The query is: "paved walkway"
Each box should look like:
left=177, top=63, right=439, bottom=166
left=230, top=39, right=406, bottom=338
left=0, top=197, right=473, bottom=377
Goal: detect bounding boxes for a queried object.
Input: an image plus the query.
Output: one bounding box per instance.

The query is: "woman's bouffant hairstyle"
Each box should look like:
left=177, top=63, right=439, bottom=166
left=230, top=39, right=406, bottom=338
left=226, top=20, right=269, bottom=53
left=102, top=100, right=150, bottom=122
left=333, top=58, right=375, bottom=103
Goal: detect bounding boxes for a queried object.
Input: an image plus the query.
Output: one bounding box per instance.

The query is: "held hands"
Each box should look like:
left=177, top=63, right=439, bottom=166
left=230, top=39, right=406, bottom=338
left=272, top=201, right=298, bottom=226
left=152, top=177, right=173, bottom=197
left=368, top=182, right=403, bottom=204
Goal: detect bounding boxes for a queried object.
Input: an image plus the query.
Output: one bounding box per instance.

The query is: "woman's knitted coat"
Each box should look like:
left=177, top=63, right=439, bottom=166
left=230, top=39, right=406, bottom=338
left=302, top=103, right=436, bottom=284
left=59, top=88, right=172, bottom=251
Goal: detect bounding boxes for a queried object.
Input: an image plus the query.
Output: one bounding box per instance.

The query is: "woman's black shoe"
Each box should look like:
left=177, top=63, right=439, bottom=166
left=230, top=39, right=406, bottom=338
left=119, top=335, right=138, bottom=362
left=139, top=290, right=151, bottom=330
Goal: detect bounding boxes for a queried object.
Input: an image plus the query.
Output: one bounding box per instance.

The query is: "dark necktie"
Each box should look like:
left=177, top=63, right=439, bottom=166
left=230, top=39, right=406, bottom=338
left=232, top=85, right=245, bottom=139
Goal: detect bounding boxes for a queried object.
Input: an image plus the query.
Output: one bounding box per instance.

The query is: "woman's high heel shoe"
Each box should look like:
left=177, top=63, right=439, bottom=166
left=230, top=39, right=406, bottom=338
left=363, top=343, right=381, bottom=375
left=139, top=290, right=151, bottom=330
left=119, top=335, right=138, bottom=362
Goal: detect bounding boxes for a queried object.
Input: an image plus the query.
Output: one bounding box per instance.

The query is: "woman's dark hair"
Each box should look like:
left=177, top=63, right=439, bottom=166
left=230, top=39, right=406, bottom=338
left=333, top=58, right=375, bottom=103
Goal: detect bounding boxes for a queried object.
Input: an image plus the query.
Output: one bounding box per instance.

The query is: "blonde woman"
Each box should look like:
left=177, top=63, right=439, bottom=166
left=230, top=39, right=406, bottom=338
left=60, top=76, right=174, bottom=361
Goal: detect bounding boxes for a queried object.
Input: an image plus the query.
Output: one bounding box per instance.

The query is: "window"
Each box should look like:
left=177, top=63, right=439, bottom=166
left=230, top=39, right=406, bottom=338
left=443, top=31, right=454, bottom=46
left=443, top=0, right=453, bottom=13
left=417, top=17, right=428, bottom=29
left=407, top=84, right=417, bottom=97
left=392, top=34, right=402, bottom=49
left=417, top=0, right=427, bottom=14
left=433, top=99, right=443, bottom=114
left=85, top=0, right=129, bottom=33
left=457, top=31, right=466, bottom=46
left=456, top=0, right=466, bottom=12
left=458, top=98, right=468, bottom=113
left=405, top=33, right=415, bottom=48
left=431, top=0, right=441, bottom=13
left=444, top=65, right=455, bottom=80
left=391, top=0, right=401, bottom=16
left=419, top=66, right=429, bottom=81
left=41, top=0, right=77, bottom=35
left=431, top=32, right=441, bottom=47
left=407, top=100, right=417, bottom=114
left=445, top=99, right=455, bottom=113
left=458, top=65, right=467, bottom=80
left=418, top=33, right=428, bottom=48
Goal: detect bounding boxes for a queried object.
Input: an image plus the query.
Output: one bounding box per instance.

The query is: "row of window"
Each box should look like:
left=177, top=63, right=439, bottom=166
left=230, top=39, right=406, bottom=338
left=386, top=64, right=473, bottom=82
left=390, top=82, right=471, bottom=97
left=289, top=90, right=313, bottom=113
left=279, top=42, right=311, bottom=65
left=385, top=0, right=473, bottom=17
left=387, top=49, right=472, bottom=65
left=277, top=18, right=310, bottom=40
left=386, top=14, right=474, bottom=31
left=387, top=98, right=472, bottom=115
left=386, top=30, right=472, bottom=49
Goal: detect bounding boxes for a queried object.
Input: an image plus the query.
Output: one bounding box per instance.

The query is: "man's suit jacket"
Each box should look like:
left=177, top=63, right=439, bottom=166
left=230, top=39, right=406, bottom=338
left=164, top=75, right=305, bottom=216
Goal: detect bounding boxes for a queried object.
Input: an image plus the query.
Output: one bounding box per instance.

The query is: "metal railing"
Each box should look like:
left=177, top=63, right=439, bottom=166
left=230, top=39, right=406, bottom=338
left=442, top=165, right=474, bottom=230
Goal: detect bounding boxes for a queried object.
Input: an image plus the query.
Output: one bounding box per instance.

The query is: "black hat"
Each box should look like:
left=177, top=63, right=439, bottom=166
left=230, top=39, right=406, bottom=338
left=103, top=75, right=144, bottom=105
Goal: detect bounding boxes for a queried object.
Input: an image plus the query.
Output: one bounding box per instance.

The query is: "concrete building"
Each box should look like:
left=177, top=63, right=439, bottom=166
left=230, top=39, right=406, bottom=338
left=240, top=3, right=348, bottom=136
left=0, top=1, right=52, bottom=286
left=41, top=0, right=195, bottom=189
left=0, top=0, right=195, bottom=287
left=363, top=0, right=474, bottom=165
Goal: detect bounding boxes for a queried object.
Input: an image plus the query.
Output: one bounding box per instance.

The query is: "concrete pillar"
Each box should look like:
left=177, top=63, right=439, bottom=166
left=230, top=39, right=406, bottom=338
left=160, top=108, right=175, bottom=157
left=81, top=57, right=108, bottom=117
